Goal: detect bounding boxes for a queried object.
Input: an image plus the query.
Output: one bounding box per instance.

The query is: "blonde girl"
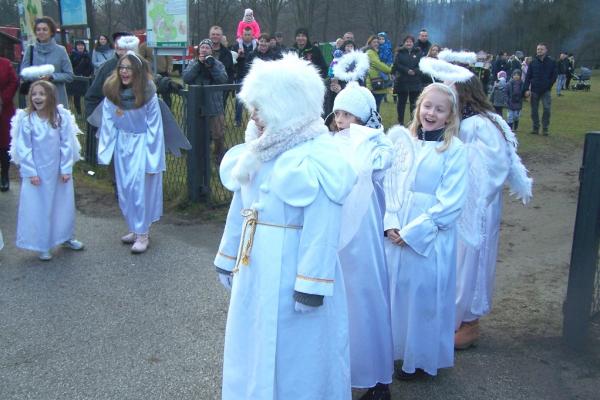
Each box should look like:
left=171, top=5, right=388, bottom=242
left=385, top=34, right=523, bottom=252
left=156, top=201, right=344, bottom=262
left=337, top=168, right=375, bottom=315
left=383, top=82, right=467, bottom=378
left=11, top=80, right=83, bottom=260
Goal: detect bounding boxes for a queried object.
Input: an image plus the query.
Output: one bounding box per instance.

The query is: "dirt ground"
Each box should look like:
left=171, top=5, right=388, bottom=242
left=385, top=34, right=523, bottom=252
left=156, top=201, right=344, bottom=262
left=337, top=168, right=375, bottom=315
left=71, top=137, right=600, bottom=399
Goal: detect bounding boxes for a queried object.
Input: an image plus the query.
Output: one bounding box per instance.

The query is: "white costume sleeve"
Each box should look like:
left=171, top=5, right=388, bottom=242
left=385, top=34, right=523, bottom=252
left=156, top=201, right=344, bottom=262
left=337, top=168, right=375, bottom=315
left=97, top=99, right=117, bottom=165
left=144, top=95, right=166, bottom=173
left=11, top=111, right=38, bottom=178
left=58, top=106, right=82, bottom=174
left=214, top=190, right=244, bottom=272
left=400, top=142, right=467, bottom=256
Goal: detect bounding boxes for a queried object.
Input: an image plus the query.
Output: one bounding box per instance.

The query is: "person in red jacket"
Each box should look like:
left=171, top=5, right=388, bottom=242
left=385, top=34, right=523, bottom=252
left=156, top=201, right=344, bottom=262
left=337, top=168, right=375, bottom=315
left=0, top=56, right=19, bottom=191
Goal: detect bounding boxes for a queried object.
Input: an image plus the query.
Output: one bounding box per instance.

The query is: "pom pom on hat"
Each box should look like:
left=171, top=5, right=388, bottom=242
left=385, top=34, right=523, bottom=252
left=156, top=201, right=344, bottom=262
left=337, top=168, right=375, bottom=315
left=333, top=81, right=377, bottom=126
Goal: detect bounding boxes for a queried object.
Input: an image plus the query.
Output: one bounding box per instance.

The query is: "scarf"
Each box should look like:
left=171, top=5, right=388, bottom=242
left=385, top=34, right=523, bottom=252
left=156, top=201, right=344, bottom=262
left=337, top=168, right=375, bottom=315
left=232, top=118, right=327, bottom=185
left=461, top=103, right=478, bottom=120
left=95, top=44, right=111, bottom=53
left=418, top=127, right=445, bottom=142
left=119, top=80, right=156, bottom=110
left=35, top=38, right=58, bottom=55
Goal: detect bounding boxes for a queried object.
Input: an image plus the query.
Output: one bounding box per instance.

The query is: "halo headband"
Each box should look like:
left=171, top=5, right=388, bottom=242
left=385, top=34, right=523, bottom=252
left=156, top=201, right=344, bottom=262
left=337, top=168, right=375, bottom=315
left=125, top=50, right=143, bottom=66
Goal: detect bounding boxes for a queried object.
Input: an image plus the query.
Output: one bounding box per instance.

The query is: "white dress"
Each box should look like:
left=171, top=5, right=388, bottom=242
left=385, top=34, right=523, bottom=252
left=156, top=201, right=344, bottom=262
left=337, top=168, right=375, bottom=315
left=383, top=130, right=467, bottom=376
left=214, top=133, right=356, bottom=400
left=11, top=107, right=81, bottom=251
left=334, top=125, right=395, bottom=388
left=97, top=95, right=166, bottom=234
left=455, top=114, right=526, bottom=328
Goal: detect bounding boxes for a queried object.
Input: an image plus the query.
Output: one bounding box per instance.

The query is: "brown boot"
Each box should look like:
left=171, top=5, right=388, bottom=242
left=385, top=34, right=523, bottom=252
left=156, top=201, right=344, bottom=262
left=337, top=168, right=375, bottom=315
left=454, top=319, right=480, bottom=350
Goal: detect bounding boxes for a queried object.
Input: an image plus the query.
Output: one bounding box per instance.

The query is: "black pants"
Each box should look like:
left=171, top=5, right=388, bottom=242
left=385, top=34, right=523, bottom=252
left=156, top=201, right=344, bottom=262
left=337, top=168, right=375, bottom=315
left=0, top=147, right=10, bottom=179
left=396, top=90, right=421, bottom=125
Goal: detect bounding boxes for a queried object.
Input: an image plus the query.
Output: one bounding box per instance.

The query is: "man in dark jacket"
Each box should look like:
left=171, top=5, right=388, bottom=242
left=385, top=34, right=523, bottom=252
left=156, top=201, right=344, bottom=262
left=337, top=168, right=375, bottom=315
left=556, top=51, right=569, bottom=96
left=84, top=31, right=132, bottom=118
left=415, top=29, right=431, bottom=56
left=523, top=43, right=557, bottom=135
left=491, top=52, right=509, bottom=82
left=231, top=27, right=257, bottom=126
left=183, top=38, right=228, bottom=163
left=292, top=28, right=327, bottom=79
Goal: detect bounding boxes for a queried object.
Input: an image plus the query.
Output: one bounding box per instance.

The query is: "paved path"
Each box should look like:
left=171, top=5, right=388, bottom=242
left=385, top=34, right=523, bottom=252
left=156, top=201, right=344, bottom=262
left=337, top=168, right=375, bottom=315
left=1, top=147, right=599, bottom=400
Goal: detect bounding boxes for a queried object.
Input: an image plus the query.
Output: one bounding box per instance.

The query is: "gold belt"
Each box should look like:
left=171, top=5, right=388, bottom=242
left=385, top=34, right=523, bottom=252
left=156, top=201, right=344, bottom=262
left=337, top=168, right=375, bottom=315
left=232, top=208, right=302, bottom=274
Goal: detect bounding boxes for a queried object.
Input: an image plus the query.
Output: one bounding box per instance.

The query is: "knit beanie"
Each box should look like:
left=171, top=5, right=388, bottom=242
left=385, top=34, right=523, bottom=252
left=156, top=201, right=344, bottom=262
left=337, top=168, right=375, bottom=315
left=333, top=81, right=380, bottom=128
left=244, top=9, right=254, bottom=22
left=497, top=70, right=507, bottom=80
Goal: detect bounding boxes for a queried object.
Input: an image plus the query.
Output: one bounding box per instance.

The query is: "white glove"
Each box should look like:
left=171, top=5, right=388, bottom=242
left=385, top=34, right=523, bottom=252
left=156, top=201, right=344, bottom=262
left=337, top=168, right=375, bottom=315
left=294, top=301, right=318, bottom=313
left=218, top=273, right=232, bottom=290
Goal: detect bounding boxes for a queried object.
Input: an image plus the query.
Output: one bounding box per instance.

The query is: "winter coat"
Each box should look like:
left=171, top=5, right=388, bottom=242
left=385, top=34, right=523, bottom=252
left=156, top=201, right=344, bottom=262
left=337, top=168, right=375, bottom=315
left=236, top=20, right=261, bottom=39
left=490, top=79, right=509, bottom=108
left=183, top=58, right=228, bottom=116
left=91, top=45, right=115, bottom=73
left=212, top=46, right=235, bottom=84
left=392, top=47, right=423, bottom=93
left=293, top=44, right=328, bottom=79
left=557, top=58, right=570, bottom=75
left=70, top=50, right=93, bottom=77
left=21, top=39, right=74, bottom=107
left=0, top=57, right=18, bottom=149
left=523, top=55, right=557, bottom=95
left=507, top=79, right=524, bottom=111
left=366, top=49, right=392, bottom=95
left=416, top=39, right=431, bottom=57
left=84, top=56, right=118, bottom=118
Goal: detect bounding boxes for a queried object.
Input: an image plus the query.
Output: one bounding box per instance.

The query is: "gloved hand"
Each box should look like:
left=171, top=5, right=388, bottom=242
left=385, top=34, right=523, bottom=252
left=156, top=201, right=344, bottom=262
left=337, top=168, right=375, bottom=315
left=294, top=301, right=318, bottom=313
left=218, top=272, right=233, bottom=290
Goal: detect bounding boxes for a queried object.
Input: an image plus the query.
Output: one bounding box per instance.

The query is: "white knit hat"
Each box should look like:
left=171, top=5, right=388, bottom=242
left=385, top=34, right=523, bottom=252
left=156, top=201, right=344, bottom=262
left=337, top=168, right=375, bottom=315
left=333, top=81, right=380, bottom=128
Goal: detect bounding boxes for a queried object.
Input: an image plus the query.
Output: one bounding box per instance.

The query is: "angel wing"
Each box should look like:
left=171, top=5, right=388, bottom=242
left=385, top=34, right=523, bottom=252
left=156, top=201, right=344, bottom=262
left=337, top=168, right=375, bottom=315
left=384, top=125, right=416, bottom=214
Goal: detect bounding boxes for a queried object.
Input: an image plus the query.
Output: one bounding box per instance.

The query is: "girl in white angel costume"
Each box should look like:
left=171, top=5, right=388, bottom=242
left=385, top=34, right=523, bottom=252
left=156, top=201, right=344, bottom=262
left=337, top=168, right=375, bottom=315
left=328, top=50, right=394, bottom=400
left=10, top=77, right=83, bottom=261
left=383, top=82, right=468, bottom=378
left=213, top=53, right=357, bottom=399
left=430, top=55, right=533, bottom=349
left=97, top=49, right=166, bottom=254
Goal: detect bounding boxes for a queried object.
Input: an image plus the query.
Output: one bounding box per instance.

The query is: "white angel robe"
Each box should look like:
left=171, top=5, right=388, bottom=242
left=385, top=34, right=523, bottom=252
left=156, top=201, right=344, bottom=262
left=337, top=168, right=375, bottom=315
left=455, top=115, right=512, bottom=328
left=11, top=106, right=81, bottom=251
left=334, top=125, right=395, bottom=388
left=97, top=95, right=166, bottom=234
left=214, top=134, right=356, bottom=400
left=384, top=132, right=467, bottom=376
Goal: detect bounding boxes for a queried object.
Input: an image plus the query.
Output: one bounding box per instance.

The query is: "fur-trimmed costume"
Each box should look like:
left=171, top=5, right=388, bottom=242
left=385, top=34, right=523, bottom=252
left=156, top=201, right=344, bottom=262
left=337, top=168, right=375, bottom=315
left=215, top=54, right=355, bottom=399
left=10, top=105, right=81, bottom=251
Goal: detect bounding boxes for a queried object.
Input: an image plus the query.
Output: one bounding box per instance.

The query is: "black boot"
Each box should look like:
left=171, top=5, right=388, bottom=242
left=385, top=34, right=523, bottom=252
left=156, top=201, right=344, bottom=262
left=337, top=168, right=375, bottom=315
left=513, top=120, right=519, bottom=131
left=508, top=122, right=513, bottom=130
left=359, top=383, right=390, bottom=400
left=0, top=148, right=10, bottom=192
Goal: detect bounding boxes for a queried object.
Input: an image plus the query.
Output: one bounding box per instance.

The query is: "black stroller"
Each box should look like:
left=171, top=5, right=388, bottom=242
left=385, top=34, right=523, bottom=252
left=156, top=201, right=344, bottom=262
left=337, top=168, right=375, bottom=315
left=570, top=67, right=591, bottom=91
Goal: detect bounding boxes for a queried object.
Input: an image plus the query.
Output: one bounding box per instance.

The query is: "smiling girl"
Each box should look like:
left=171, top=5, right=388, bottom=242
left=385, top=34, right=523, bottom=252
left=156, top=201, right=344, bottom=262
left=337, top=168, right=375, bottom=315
left=98, top=50, right=166, bottom=254
left=383, top=82, right=467, bottom=379
left=10, top=79, right=83, bottom=260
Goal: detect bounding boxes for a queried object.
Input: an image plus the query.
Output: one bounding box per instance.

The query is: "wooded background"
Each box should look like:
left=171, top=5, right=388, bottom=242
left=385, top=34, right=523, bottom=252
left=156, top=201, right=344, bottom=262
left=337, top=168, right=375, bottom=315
left=1, top=0, right=598, bottom=67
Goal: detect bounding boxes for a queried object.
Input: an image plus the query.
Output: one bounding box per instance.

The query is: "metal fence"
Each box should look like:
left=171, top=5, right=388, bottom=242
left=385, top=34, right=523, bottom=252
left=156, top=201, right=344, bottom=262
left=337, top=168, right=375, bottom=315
left=563, top=132, right=600, bottom=349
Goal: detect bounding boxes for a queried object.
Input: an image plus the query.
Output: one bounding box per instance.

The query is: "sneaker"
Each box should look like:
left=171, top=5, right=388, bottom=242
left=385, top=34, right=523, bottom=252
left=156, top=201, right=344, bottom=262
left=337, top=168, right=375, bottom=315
left=131, top=234, right=149, bottom=254
left=63, top=239, right=84, bottom=250
left=38, top=251, right=53, bottom=261
left=530, top=129, right=539, bottom=135
left=121, top=232, right=136, bottom=244
left=395, top=368, right=427, bottom=381
left=542, top=129, right=549, bottom=136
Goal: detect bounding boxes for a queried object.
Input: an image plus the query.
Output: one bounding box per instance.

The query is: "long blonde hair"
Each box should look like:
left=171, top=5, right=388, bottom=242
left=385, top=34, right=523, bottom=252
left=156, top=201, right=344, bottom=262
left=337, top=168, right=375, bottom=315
left=408, top=82, right=459, bottom=152
left=103, top=52, right=152, bottom=108
left=26, top=80, right=61, bottom=128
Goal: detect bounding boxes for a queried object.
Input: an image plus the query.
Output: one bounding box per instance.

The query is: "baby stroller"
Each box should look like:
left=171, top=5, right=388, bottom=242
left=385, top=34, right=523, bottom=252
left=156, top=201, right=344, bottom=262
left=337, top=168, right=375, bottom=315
left=570, top=67, right=591, bottom=91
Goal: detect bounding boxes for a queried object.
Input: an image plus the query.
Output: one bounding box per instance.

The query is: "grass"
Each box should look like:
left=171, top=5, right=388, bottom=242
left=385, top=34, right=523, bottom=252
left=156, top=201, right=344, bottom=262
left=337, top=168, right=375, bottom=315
left=378, top=70, right=600, bottom=155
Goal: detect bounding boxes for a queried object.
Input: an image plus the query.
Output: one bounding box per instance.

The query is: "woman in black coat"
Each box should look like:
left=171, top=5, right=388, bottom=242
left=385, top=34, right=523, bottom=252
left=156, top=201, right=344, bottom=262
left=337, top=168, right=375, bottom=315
left=69, top=40, right=93, bottom=114
left=392, top=35, right=422, bottom=125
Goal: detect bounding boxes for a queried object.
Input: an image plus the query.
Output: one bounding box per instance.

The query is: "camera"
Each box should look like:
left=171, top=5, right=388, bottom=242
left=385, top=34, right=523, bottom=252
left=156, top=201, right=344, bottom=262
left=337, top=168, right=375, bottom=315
left=204, top=56, right=215, bottom=67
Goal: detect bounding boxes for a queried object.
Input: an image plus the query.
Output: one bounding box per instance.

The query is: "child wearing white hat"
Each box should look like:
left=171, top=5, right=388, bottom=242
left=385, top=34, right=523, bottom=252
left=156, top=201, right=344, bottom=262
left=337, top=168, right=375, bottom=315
left=330, top=75, right=395, bottom=399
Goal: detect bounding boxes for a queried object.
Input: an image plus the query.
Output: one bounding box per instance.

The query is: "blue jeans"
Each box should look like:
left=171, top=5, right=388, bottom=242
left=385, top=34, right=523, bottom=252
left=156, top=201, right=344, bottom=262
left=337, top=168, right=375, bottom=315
left=556, top=74, right=566, bottom=95
left=372, top=93, right=385, bottom=113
